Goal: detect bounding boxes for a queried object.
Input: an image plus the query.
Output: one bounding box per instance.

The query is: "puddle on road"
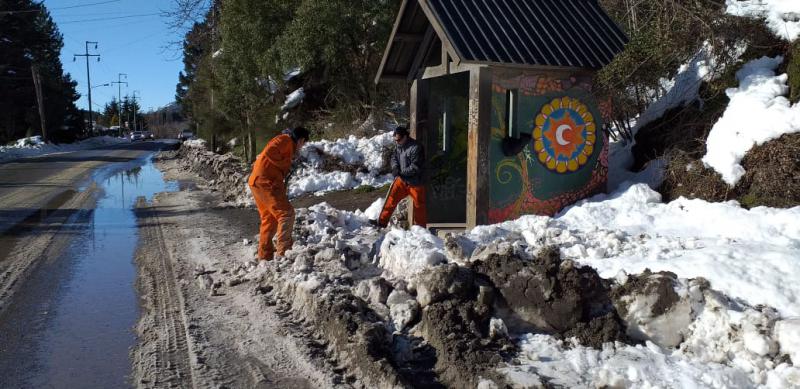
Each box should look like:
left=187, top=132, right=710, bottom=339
left=0, top=157, right=176, bottom=388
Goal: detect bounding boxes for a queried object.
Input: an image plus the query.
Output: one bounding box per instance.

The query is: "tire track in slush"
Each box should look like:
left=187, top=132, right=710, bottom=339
left=133, top=199, right=197, bottom=388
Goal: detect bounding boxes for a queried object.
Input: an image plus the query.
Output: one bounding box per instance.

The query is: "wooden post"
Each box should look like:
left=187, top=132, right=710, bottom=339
left=31, top=66, right=47, bottom=142
left=466, top=67, right=491, bottom=228
left=408, top=78, right=429, bottom=226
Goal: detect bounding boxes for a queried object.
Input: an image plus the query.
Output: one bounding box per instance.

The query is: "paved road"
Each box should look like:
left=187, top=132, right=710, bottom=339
left=0, top=140, right=177, bottom=311
left=0, top=140, right=180, bottom=388
left=0, top=140, right=175, bottom=236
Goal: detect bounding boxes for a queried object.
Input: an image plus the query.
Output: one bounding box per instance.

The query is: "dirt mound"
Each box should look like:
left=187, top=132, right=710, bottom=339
left=736, top=133, right=800, bottom=208
left=405, top=263, right=512, bottom=388
left=630, top=41, right=800, bottom=209
left=469, top=245, right=624, bottom=343
left=659, top=150, right=732, bottom=203
left=660, top=133, right=800, bottom=208
left=169, top=144, right=253, bottom=207
left=418, top=299, right=511, bottom=388
left=610, top=270, right=700, bottom=348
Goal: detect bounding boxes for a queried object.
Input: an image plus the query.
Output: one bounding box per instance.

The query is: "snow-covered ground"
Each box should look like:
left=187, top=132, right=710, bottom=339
left=183, top=138, right=207, bottom=149
left=703, top=56, right=800, bottom=185
left=289, top=132, right=394, bottom=198
left=292, top=179, right=800, bottom=387
left=727, top=0, right=800, bottom=41
left=284, top=52, right=800, bottom=386
left=0, top=135, right=128, bottom=163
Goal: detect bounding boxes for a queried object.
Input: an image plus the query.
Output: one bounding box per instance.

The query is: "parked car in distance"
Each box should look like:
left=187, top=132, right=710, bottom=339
left=142, top=130, right=154, bottom=140
left=178, top=130, right=194, bottom=141
left=130, top=131, right=144, bottom=141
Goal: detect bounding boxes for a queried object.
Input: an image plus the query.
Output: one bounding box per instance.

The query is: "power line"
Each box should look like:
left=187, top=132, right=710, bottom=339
left=59, top=12, right=161, bottom=24
left=0, top=0, right=122, bottom=15
left=52, top=0, right=123, bottom=11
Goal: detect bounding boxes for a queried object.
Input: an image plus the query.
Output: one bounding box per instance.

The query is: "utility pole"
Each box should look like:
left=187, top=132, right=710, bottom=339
left=74, top=41, right=100, bottom=136
left=132, top=90, right=140, bottom=131
left=31, top=65, right=47, bottom=142
left=111, top=73, right=127, bottom=136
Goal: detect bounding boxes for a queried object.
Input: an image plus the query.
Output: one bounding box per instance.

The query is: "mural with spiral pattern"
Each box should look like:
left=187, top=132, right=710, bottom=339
left=488, top=71, right=609, bottom=223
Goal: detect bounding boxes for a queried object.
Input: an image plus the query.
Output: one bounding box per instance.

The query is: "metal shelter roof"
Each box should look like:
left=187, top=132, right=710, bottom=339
left=376, top=0, right=628, bottom=82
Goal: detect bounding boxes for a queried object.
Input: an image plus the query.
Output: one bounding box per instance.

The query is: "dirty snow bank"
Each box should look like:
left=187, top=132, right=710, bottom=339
left=703, top=56, right=800, bottom=185
left=171, top=142, right=254, bottom=207
left=173, top=132, right=396, bottom=203
left=0, top=135, right=127, bottom=163
left=464, top=183, right=800, bottom=317
left=727, top=0, right=800, bottom=41
left=290, top=132, right=394, bottom=197
left=204, top=185, right=800, bottom=387
left=183, top=138, right=207, bottom=148
left=372, top=181, right=800, bottom=387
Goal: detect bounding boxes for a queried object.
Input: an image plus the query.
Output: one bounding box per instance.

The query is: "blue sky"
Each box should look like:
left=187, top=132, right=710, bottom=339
left=44, top=0, right=185, bottom=112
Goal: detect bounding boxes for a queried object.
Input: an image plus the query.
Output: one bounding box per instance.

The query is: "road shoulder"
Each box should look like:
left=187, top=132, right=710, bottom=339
left=132, top=155, right=342, bottom=388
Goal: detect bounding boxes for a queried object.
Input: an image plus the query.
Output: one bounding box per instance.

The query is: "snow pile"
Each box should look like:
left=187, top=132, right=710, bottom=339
left=183, top=138, right=208, bottom=149
left=377, top=182, right=800, bottom=317
left=281, top=88, right=305, bottom=111
left=13, top=135, right=45, bottom=147
left=702, top=56, right=800, bottom=185
left=610, top=44, right=734, bottom=191
left=0, top=136, right=127, bottom=163
left=289, top=132, right=394, bottom=197
left=504, top=333, right=799, bottom=388
left=632, top=44, right=716, bottom=135
left=266, top=179, right=800, bottom=387
left=607, top=141, right=665, bottom=191
left=366, top=182, right=800, bottom=386
left=360, top=197, right=385, bottom=221
left=463, top=183, right=800, bottom=317
left=727, top=0, right=800, bottom=41
left=379, top=226, right=446, bottom=286
left=174, top=143, right=254, bottom=207
left=502, top=274, right=800, bottom=388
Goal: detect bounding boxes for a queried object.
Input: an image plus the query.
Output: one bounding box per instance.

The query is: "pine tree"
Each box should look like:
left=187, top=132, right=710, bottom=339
left=0, top=0, right=83, bottom=143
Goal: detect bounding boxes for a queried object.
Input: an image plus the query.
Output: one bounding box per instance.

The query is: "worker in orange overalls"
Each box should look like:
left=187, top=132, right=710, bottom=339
left=248, top=127, right=309, bottom=261
left=375, top=126, right=427, bottom=228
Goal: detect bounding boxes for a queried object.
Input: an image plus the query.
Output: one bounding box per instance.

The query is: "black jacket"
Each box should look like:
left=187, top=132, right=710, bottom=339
left=391, top=138, right=425, bottom=186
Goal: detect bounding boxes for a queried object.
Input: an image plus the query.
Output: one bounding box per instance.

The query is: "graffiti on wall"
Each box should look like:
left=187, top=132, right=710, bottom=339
left=488, top=73, right=608, bottom=223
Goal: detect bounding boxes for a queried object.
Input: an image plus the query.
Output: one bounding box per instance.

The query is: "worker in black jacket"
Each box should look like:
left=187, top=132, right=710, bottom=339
left=376, top=126, right=427, bottom=228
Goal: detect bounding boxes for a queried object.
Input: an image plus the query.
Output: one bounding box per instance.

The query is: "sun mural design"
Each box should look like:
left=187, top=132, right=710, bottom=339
left=533, top=97, right=597, bottom=174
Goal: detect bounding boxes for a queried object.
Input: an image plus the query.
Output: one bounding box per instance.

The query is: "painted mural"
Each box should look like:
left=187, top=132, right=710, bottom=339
left=488, top=72, right=608, bottom=223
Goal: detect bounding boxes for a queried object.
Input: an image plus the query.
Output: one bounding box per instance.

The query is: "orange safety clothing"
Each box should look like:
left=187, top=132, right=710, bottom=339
left=249, top=134, right=295, bottom=188
left=249, top=182, right=294, bottom=259
left=248, top=134, right=297, bottom=259
left=378, top=177, right=427, bottom=228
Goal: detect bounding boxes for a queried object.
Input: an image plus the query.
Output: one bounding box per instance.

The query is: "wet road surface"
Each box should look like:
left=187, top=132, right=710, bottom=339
left=0, top=141, right=177, bottom=388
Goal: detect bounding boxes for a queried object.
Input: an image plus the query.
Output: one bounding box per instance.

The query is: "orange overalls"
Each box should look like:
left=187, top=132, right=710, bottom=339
left=248, top=134, right=296, bottom=260
left=378, top=178, right=427, bottom=227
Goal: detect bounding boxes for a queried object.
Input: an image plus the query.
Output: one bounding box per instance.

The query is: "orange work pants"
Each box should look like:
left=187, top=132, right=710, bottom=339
left=379, top=177, right=427, bottom=227
left=249, top=182, right=294, bottom=260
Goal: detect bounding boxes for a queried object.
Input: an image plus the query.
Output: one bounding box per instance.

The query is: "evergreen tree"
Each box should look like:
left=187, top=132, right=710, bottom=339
left=102, top=98, right=121, bottom=127
left=0, top=0, right=84, bottom=143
